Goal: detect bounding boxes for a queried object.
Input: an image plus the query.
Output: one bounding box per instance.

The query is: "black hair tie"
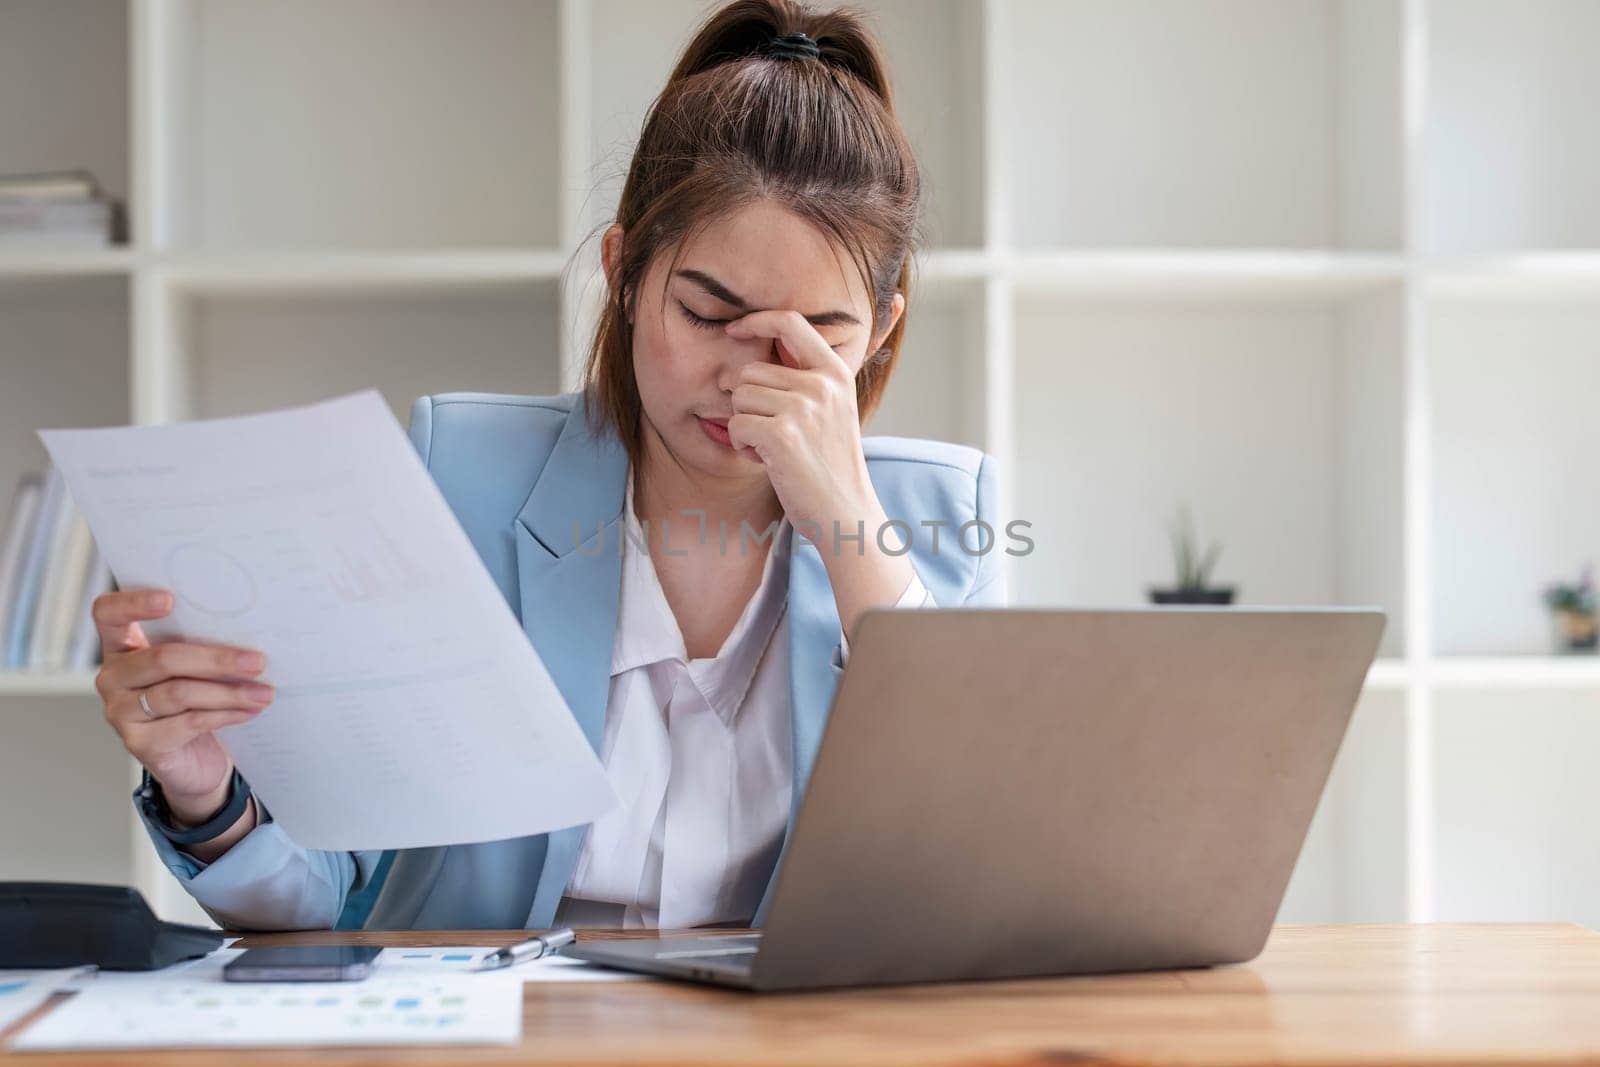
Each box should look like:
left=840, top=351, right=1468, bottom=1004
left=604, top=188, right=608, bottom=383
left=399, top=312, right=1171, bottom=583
left=763, top=31, right=821, bottom=61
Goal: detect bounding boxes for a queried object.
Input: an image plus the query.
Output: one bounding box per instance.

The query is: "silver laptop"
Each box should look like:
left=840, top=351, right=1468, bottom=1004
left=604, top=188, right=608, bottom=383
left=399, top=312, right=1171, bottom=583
left=562, top=606, right=1385, bottom=992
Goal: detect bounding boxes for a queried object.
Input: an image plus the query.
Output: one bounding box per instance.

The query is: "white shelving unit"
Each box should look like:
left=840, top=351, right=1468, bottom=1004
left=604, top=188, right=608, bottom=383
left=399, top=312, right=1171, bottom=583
left=2, top=0, right=1597, bottom=928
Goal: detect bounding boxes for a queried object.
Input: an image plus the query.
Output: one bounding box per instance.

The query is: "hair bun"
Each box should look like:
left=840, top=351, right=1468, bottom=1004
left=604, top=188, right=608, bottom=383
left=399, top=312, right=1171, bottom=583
left=762, top=30, right=821, bottom=61
left=667, top=0, right=897, bottom=110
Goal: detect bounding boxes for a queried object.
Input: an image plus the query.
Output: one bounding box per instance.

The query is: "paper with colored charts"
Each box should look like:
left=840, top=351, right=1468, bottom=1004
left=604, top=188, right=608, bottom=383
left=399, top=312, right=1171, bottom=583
left=36, top=389, right=616, bottom=851
left=11, top=946, right=645, bottom=1050
left=0, top=967, right=93, bottom=1037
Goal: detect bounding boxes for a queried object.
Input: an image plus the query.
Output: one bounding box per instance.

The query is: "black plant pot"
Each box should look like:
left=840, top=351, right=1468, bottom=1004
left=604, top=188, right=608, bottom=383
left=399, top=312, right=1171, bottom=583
left=1553, top=609, right=1598, bottom=653
left=1148, top=586, right=1236, bottom=605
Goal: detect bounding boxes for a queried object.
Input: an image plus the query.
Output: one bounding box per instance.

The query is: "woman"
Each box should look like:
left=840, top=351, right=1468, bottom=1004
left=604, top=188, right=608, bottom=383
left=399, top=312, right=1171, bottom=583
left=92, top=0, right=1007, bottom=932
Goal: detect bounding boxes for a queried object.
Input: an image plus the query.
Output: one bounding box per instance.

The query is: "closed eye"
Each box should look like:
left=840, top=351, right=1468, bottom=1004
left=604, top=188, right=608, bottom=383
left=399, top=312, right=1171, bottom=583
left=677, top=301, right=846, bottom=349
left=677, top=301, right=729, bottom=331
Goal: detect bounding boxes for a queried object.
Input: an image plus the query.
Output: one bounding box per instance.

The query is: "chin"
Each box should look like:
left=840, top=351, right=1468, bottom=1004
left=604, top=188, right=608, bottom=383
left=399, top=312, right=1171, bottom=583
left=695, top=433, right=765, bottom=476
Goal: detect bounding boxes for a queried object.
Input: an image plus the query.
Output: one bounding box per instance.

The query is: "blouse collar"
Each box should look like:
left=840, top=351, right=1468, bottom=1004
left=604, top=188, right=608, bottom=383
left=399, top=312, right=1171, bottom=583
left=610, top=466, right=792, bottom=726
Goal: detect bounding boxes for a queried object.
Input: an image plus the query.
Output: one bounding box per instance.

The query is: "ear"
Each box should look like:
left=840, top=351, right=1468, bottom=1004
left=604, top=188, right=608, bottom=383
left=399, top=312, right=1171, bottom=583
left=601, top=224, right=632, bottom=321
left=600, top=223, right=623, bottom=286
left=869, top=291, right=906, bottom=355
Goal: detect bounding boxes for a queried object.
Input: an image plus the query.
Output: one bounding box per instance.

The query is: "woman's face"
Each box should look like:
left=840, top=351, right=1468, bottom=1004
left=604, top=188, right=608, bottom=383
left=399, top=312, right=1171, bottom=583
left=602, top=199, right=904, bottom=484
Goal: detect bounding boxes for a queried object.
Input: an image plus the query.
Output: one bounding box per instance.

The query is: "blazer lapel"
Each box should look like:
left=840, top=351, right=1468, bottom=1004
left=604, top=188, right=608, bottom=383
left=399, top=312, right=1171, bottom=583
left=785, top=536, right=844, bottom=800
left=515, top=397, right=629, bottom=928
left=752, top=533, right=845, bottom=926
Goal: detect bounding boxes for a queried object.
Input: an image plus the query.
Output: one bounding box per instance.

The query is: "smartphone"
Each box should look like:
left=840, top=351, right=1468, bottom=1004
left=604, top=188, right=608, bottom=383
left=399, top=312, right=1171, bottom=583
left=222, top=944, right=382, bottom=982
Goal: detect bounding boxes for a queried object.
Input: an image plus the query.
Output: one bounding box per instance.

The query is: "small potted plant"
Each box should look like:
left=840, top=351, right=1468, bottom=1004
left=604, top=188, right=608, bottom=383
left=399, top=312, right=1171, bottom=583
left=1543, top=564, right=1597, bottom=654
left=1148, top=504, right=1236, bottom=605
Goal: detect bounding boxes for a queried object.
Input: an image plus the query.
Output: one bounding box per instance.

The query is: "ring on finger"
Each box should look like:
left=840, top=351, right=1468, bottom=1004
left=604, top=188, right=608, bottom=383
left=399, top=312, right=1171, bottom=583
left=138, top=688, right=157, bottom=720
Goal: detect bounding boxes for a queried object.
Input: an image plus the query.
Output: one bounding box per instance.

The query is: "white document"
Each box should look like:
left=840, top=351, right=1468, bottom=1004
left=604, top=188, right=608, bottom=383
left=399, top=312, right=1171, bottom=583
left=0, top=967, right=93, bottom=1037
left=13, top=949, right=521, bottom=1050
left=37, top=389, right=616, bottom=850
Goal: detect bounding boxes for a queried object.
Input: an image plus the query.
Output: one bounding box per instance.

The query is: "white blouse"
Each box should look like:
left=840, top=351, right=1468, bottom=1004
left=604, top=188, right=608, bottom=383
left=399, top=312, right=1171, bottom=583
left=561, top=470, right=931, bottom=928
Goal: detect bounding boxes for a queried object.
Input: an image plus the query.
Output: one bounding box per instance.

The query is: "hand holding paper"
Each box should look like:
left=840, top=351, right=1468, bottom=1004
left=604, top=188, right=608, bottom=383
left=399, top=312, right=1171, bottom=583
left=39, top=389, right=616, bottom=851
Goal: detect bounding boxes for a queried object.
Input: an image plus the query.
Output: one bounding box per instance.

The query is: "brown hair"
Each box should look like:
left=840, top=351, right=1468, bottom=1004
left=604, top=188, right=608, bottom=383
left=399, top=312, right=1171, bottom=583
left=578, top=0, right=925, bottom=468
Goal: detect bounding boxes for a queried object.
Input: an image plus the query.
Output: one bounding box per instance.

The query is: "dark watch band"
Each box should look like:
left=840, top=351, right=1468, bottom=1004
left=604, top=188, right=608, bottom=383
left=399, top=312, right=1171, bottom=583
left=136, top=768, right=254, bottom=846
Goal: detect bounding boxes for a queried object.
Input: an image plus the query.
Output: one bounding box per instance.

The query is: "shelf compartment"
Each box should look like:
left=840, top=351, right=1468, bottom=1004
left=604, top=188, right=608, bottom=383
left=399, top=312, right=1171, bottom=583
left=0, top=0, right=130, bottom=248
left=163, top=279, right=563, bottom=428
left=1276, top=689, right=1408, bottom=922
left=1011, top=285, right=1407, bottom=659
left=160, top=0, right=561, bottom=250
left=1425, top=0, right=1600, bottom=254
left=583, top=0, right=984, bottom=249
left=861, top=0, right=985, bottom=249
left=996, top=0, right=1403, bottom=250
left=1434, top=687, right=1600, bottom=926
left=1428, top=292, right=1600, bottom=656
left=0, top=276, right=132, bottom=505
left=864, top=277, right=987, bottom=451
left=0, top=697, right=135, bottom=884
left=0, top=671, right=99, bottom=696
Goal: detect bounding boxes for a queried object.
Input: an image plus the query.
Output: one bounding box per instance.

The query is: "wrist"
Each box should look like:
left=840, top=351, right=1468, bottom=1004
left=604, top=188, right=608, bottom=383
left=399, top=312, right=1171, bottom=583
left=816, top=503, right=917, bottom=647
left=808, top=485, right=885, bottom=560
left=180, top=795, right=259, bottom=864
left=139, top=767, right=257, bottom=850
left=163, top=776, right=233, bottom=828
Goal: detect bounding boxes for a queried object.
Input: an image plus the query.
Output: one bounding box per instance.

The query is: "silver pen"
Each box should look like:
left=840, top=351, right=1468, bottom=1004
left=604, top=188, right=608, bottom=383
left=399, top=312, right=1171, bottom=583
left=476, top=927, right=578, bottom=970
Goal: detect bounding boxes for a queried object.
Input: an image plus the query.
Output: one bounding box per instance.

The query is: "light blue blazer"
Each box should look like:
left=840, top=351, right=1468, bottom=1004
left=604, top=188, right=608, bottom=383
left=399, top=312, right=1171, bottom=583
left=137, top=390, right=1007, bottom=931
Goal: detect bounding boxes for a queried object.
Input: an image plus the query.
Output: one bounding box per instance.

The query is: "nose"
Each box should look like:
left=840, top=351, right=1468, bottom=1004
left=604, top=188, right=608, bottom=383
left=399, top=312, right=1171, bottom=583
left=717, top=331, right=780, bottom=391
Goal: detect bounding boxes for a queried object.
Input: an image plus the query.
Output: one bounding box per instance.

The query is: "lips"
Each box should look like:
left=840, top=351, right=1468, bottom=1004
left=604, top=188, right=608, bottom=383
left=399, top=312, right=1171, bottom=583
left=698, top=415, right=734, bottom=449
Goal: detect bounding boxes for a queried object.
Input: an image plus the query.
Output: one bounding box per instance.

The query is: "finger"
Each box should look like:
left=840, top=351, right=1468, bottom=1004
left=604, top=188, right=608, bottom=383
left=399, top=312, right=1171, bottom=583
left=108, top=680, right=273, bottom=734
left=126, top=706, right=266, bottom=757
left=118, top=642, right=268, bottom=691
left=726, top=412, right=775, bottom=463
left=94, top=588, right=173, bottom=655
left=115, top=677, right=274, bottom=726
left=730, top=382, right=793, bottom=418
left=724, top=310, right=845, bottom=373
left=737, top=360, right=814, bottom=391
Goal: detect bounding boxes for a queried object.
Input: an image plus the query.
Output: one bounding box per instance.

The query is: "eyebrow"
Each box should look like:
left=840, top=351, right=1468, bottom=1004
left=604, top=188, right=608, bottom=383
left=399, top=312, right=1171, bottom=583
left=674, top=269, right=863, bottom=328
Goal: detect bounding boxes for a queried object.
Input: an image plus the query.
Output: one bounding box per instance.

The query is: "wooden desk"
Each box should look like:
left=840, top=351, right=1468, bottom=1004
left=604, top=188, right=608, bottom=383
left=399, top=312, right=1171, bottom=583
left=9, top=924, right=1600, bottom=1065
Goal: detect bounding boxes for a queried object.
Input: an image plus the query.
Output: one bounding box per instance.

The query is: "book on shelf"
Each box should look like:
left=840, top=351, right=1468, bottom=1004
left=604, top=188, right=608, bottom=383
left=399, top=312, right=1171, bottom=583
left=0, top=170, right=99, bottom=200
left=0, top=467, right=112, bottom=674
left=2, top=466, right=66, bottom=667
left=0, top=476, right=43, bottom=661
left=68, top=550, right=112, bottom=672
left=31, top=510, right=95, bottom=671
left=0, top=169, right=124, bottom=249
